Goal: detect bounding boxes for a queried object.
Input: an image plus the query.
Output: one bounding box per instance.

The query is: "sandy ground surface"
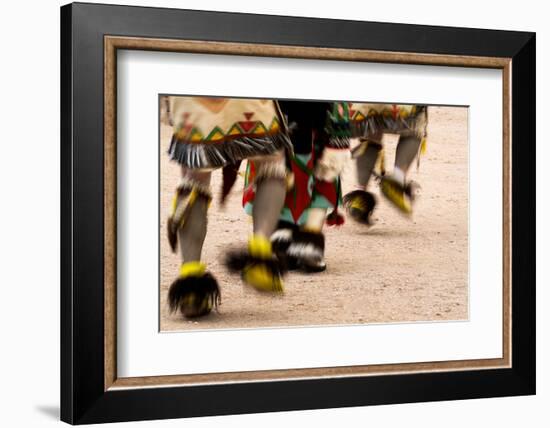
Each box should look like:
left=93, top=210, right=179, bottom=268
left=159, top=106, right=468, bottom=331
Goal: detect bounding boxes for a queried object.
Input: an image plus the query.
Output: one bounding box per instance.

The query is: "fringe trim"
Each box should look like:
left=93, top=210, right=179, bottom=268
left=287, top=243, right=324, bottom=262
left=351, top=107, right=428, bottom=139
left=224, top=249, right=288, bottom=276
left=167, top=181, right=211, bottom=253
left=343, top=190, right=377, bottom=225
left=254, top=161, right=287, bottom=184
left=176, top=178, right=212, bottom=200
left=168, top=132, right=292, bottom=169
left=287, top=230, right=325, bottom=264
left=168, top=273, right=221, bottom=318
left=327, top=136, right=351, bottom=149
left=270, top=222, right=299, bottom=269
left=271, top=228, right=293, bottom=244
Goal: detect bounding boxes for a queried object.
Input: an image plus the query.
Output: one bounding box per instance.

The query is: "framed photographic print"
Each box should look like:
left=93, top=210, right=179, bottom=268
left=60, top=2, right=536, bottom=424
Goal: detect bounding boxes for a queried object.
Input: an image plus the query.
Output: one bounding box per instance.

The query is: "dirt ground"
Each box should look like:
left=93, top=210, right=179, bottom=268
left=159, top=106, right=468, bottom=331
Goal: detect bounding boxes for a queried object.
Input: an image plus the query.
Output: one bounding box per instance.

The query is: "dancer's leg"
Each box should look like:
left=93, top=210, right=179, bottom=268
left=303, top=208, right=327, bottom=232
left=251, top=152, right=287, bottom=238
left=343, top=139, right=381, bottom=225
left=380, top=135, right=422, bottom=214
left=393, top=135, right=422, bottom=184
left=177, top=169, right=211, bottom=262
left=356, top=142, right=383, bottom=189
left=228, top=152, right=287, bottom=292
left=167, top=168, right=220, bottom=318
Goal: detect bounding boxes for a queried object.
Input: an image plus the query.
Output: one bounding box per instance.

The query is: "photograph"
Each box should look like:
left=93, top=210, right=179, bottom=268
left=159, top=96, right=469, bottom=331
left=51, top=1, right=538, bottom=424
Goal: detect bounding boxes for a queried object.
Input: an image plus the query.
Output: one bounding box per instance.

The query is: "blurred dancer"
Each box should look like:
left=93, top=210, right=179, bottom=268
left=244, top=101, right=351, bottom=272
left=344, top=103, right=427, bottom=221
left=166, top=97, right=291, bottom=318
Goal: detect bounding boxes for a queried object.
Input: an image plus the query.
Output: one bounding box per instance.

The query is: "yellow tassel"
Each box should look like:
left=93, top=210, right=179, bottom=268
left=172, top=188, right=198, bottom=216
left=420, top=138, right=427, bottom=155
left=179, top=261, right=206, bottom=278
left=171, top=194, right=178, bottom=215
left=243, top=265, right=284, bottom=293
left=350, top=197, right=365, bottom=211
left=188, top=189, right=198, bottom=205
left=248, top=234, right=272, bottom=259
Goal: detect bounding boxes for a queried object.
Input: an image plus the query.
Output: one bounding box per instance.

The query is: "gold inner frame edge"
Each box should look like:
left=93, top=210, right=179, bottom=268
left=104, top=36, right=512, bottom=391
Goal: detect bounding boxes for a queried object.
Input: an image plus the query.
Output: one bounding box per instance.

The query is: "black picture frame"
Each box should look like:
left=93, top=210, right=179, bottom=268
left=61, top=2, right=535, bottom=424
